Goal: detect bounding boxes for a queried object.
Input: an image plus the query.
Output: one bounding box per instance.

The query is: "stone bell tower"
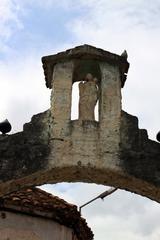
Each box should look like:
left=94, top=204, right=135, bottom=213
left=0, top=45, right=160, bottom=202
left=42, top=45, right=129, bottom=168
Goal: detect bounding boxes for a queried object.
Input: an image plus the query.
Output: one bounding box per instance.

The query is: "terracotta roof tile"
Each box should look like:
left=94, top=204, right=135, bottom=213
left=0, top=187, right=93, bottom=240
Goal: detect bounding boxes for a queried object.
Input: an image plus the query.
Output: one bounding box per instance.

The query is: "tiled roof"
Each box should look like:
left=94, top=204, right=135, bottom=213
left=0, top=187, right=93, bottom=240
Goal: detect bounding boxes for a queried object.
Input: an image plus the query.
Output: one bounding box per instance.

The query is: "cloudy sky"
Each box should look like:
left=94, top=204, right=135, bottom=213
left=0, top=0, right=160, bottom=239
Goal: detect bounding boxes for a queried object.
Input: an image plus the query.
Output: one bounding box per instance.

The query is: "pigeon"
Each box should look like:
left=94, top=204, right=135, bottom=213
left=0, top=119, right=12, bottom=134
left=156, top=131, right=160, bottom=142
left=121, top=50, right=128, bottom=59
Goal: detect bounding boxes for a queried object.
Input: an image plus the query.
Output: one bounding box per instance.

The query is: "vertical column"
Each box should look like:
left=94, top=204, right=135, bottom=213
left=50, top=61, right=73, bottom=139
left=99, top=63, right=122, bottom=164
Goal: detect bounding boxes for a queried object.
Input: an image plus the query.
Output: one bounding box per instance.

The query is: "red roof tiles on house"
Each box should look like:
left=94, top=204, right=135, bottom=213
left=0, top=187, right=93, bottom=240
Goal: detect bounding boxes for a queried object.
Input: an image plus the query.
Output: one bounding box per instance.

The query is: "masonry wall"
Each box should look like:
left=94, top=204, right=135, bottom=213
left=0, top=211, right=78, bottom=240
left=48, top=60, right=122, bottom=170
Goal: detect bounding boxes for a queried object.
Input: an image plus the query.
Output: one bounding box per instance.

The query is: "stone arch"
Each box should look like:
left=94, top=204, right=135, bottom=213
left=0, top=109, right=160, bottom=202
left=1, top=161, right=160, bottom=203
left=0, top=45, right=160, bottom=205
left=0, top=109, right=159, bottom=203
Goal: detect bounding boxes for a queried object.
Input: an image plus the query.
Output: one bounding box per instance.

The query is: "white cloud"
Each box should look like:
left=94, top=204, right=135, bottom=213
left=0, top=0, right=23, bottom=37
left=41, top=183, right=160, bottom=240
left=0, top=0, right=24, bottom=55
left=11, top=0, right=80, bottom=11
left=67, top=0, right=160, bottom=140
left=0, top=54, right=50, bottom=133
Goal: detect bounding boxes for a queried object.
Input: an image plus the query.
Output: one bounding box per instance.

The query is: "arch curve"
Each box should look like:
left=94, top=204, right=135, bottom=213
left=0, top=110, right=160, bottom=202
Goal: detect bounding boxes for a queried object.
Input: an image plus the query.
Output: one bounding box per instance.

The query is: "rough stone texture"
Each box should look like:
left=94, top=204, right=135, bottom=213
left=0, top=45, right=160, bottom=204
left=51, top=61, right=73, bottom=138
left=0, top=110, right=50, bottom=182
left=42, top=44, right=129, bottom=88
left=99, top=63, right=121, bottom=167
left=120, top=111, right=160, bottom=198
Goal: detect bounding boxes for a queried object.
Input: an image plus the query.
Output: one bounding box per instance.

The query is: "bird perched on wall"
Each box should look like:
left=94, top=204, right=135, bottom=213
left=121, top=50, right=128, bottom=59
left=0, top=119, right=12, bottom=135
left=156, top=131, right=160, bottom=142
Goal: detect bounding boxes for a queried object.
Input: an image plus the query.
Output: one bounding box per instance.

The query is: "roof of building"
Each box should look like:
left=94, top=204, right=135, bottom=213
left=42, top=44, right=129, bottom=89
left=0, top=187, right=93, bottom=240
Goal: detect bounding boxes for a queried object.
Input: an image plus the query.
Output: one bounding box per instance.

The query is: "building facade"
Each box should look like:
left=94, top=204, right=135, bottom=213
left=0, top=188, right=93, bottom=240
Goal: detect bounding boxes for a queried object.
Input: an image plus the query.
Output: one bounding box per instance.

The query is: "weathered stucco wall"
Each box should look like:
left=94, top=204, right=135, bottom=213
left=0, top=211, right=78, bottom=240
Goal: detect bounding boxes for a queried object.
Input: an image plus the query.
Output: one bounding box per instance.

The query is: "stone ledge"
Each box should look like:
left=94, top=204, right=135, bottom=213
left=42, top=44, right=129, bottom=88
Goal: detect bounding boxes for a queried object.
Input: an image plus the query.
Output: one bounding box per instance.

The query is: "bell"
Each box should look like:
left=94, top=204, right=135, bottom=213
left=156, top=131, right=160, bottom=142
left=0, top=119, right=12, bottom=134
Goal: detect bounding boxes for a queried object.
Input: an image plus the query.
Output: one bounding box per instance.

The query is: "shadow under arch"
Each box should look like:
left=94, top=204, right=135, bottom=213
left=1, top=163, right=160, bottom=204
left=73, top=59, right=101, bottom=84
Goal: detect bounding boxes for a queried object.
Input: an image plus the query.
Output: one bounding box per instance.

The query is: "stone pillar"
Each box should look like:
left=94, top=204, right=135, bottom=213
left=99, top=63, right=122, bottom=166
left=49, top=61, right=73, bottom=166
left=50, top=61, right=73, bottom=139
